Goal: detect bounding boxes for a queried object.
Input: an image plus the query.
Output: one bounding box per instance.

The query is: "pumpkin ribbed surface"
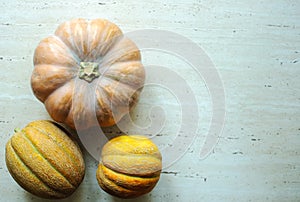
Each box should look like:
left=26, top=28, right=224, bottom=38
left=31, top=18, right=145, bottom=130
left=5, top=120, right=85, bottom=199
left=96, top=135, right=162, bottom=198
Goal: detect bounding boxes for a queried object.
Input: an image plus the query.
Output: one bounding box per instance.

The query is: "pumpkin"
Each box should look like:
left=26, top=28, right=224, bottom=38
left=31, top=18, right=145, bottom=130
left=5, top=120, right=85, bottom=199
left=96, top=135, right=162, bottom=198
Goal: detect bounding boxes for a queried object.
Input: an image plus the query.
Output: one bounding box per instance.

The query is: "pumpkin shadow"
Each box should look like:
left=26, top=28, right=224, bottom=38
left=66, top=122, right=124, bottom=152
left=101, top=124, right=126, bottom=139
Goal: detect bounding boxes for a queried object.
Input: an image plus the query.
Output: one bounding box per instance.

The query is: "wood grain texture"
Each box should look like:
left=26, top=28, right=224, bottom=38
left=0, top=0, right=299, bottom=201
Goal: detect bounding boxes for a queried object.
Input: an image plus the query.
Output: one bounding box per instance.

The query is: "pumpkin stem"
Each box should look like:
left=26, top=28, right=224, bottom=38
left=78, top=62, right=100, bottom=83
left=14, top=128, right=21, bottom=133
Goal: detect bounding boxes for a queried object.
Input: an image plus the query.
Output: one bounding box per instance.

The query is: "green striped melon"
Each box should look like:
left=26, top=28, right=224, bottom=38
left=5, top=120, right=85, bottom=199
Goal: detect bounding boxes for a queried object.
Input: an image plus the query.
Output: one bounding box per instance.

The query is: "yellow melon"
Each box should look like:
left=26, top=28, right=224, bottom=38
left=96, top=135, right=162, bottom=198
left=5, top=120, right=85, bottom=199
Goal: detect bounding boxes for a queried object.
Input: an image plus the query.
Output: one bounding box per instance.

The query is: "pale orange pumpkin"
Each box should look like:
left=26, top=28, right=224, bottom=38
left=31, top=18, right=145, bottom=130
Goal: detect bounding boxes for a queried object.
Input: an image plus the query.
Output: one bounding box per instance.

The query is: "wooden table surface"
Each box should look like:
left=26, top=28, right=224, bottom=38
left=1, top=0, right=299, bottom=201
